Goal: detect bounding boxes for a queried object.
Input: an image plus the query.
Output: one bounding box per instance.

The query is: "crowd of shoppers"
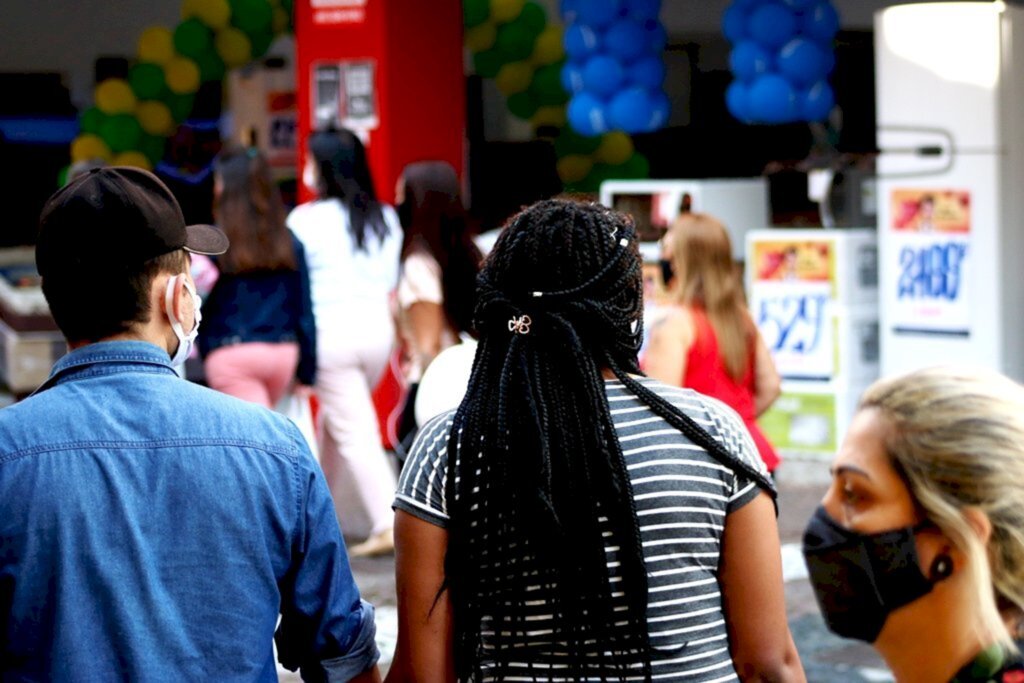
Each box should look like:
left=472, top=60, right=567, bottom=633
left=8, top=129, right=1024, bottom=683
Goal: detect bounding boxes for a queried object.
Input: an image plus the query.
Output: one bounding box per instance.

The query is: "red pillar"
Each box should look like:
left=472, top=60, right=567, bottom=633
left=294, top=0, right=466, bottom=204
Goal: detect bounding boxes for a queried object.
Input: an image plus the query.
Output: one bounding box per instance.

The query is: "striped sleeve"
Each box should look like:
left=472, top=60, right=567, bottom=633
left=697, top=395, right=774, bottom=513
left=393, top=411, right=454, bottom=528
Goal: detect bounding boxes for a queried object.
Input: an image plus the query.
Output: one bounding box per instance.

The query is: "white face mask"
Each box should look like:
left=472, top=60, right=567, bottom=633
left=165, top=274, right=202, bottom=367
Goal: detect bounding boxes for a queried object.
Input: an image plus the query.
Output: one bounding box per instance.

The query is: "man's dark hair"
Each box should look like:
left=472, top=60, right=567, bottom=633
left=443, top=199, right=775, bottom=680
left=42, top=249, right=188, bottom=343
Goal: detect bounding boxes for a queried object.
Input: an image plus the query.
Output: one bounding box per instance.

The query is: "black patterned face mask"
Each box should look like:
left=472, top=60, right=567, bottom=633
left=802, top=506, right=938, bottom=643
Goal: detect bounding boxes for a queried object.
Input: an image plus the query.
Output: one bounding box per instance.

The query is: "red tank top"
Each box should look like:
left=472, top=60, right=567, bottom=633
left=682, top=307, right=780, bottom=472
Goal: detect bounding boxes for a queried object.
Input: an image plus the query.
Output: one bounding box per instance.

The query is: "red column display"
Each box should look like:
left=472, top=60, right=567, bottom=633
left=294, top=0, right=466, bottom=204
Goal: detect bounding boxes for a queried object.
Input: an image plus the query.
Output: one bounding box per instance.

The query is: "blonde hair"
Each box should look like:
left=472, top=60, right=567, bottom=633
left=669, top=213, right=751, bottom=380
left=859, top=366, right=1024, bottom=650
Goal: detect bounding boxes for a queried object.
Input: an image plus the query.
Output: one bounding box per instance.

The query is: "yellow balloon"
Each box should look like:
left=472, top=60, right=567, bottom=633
left=532, top=105, right=566, bottom=129
left=216, top=27, right=253, bottom=67
left=165, top=57, right=201, bottom=94
left=112, top=151, right=154, bottom=171
left=495, top=62, right=534, bottom=96
left=95, top=79, right=137, bottom=115
left=531, top=25, right=564, bottom=66
left=184, top=0, right=231, bottom=29
left=557, top=155, right=593, bottom=184
left=71, top=135, right=112, bottom=163
left=490, top=0, right=525, bottom=24
left=465, top=21, right=497, bottom=53
left=595, top=131, right=635, bottom=166
left=137, top=101, right=174, bottom=136
left=138, top=26, right=175, bottom=65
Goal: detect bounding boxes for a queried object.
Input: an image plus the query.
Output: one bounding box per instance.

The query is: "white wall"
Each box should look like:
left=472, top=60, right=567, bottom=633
left=1, top=0, right=178, bottom=108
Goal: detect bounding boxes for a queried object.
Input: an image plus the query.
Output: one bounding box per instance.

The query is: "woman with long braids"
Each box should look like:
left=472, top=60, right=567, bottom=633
left=388, top=200, right=804, bottom=682
left=288, top=127, right=402, bottom=557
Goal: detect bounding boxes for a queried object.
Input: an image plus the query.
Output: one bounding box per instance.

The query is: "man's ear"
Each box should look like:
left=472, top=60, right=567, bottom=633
left=156, top=273, right=181, bottom=324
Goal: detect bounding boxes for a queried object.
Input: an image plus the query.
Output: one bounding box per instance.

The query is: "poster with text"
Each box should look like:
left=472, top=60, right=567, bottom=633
left=750, top=239, right=836, bottom=379
left=889, top=189, right=971, bottom=336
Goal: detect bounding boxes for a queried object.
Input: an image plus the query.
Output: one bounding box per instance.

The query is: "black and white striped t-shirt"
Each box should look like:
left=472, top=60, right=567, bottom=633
left=394, top=377, right=772, bottom=682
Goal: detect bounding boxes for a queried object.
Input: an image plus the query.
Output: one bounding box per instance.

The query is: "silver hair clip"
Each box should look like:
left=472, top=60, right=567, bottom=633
left=508, top=315, right=532, bottom=335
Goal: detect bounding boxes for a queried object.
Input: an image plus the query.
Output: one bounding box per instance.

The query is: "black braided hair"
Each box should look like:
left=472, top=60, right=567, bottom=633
left=444, top=199, right=775, bottom=682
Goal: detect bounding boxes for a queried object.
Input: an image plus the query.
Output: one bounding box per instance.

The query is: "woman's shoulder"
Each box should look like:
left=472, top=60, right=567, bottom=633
left=287, top=199, right=342, bottom=227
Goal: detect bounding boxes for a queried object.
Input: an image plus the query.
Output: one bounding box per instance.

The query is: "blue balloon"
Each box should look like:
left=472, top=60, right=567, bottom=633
left=564, top=23, right=602, bottom=61
left=605, top=20, right=648, bottom=62
left=628, top=55, right=666, bottom=88
left=780, top=0, right=814, bottom=8
left=723, top=5, right=748, bottom=43
left=629, top=0, right=661, bottom=22
left=802, top=1, right=840, bottom=43
left=802, top=80, right=835, bottom=121
left=748, top=73, right=798, bottom=123
left=729, top=40, right=772, bottom=82
left=735, top=0, right=768, bottom=6
left=747, top=3, right=798, bottom=49
left=726, top=80, right=751, bottom=121
left=582, top=55, right=626, bottom=98
left=577, top=0, right=623, bottom=28
left=607, top=87, right=656, bottom=134
left=561, top=62, right=586, bottom=94
left=560, top=0, right=579, bottom=16
left=643, top=19, right=667, bottom=52
left=568, top=92, right=610, bottom=135
left=649, top=91, right=671, bottom=129
left=777, top=37, right=830, bottom=85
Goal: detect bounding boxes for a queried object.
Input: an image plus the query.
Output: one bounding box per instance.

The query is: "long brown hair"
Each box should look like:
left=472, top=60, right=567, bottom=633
left=399, top=161, right=482, bottom=335
left=670, top=213, right=753, bottom=381
left=213, top=145, right=295, bottom=274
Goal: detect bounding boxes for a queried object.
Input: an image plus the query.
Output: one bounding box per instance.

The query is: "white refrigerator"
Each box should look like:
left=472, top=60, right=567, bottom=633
left=875, top=1, right=1024, bottom=380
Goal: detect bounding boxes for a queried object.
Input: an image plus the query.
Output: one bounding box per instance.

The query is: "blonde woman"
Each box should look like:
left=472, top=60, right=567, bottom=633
left=803, top=366, right=1024, bottom=682
left=643, top=213, right=781, bottom=472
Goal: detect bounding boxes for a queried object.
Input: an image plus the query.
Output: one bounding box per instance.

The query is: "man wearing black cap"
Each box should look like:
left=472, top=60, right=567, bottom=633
left=0, top=168, right=381, bottom=681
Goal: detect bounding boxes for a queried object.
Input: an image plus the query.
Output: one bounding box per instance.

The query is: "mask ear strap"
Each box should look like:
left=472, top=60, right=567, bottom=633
left=165, top=274, right=183, bottom=328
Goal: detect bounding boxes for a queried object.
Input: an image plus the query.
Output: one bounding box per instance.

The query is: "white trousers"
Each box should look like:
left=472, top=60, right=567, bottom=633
left=315, top=326, right=397, bottom=538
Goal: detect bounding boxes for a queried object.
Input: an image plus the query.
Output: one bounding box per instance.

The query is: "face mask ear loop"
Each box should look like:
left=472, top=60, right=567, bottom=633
left=165, top=275, right=188, bottom=335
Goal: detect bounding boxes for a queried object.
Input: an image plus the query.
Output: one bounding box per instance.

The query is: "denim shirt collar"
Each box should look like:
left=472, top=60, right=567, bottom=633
left=36, top=340, right=176, bottom=395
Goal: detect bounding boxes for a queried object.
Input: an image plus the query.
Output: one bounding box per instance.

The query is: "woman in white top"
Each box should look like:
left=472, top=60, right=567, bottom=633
left=287, top=128, right=401, bottom=557
left=392, top=162, right=482, bottom=449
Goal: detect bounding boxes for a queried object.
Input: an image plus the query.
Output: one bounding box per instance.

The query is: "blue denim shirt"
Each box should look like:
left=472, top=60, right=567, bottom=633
left=0, top=341, right=378, bottom=681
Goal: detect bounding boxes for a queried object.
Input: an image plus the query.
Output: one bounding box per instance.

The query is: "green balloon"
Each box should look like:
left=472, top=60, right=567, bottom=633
left=138, top=133, right=167, bottom=165
left=519, top=2, right=546, bottom=33
left=57, top=165, right=70, bottom=187
left=554, top=129, right=602, bottom=157
left=129, top=62, right=167, bottom=100
left=231, top=0, right=273, bottom=36
left=168, top=92, right=195, bottom=123
left=495, top=22, right=535, bottom=62
left=174, top=18, right=213, bottom=60
left=530, top=62, right=569, bottom=106
left=507, top=92, right=539, bottom=120
left=99, top=114, right=143, bottom=153
left=619, top=152, right=651, bottom=179
left=80, top=107, right=106, bottom=135
left=195, top=49, right=226, bottom=82
left=463, top=0, right=489, bottom=28
left=473, top=49, right=505, bottom=79
left=250, top=29, right=274, bottom=58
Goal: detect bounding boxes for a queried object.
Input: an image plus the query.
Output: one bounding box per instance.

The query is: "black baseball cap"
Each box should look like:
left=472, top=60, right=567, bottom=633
left=36, top=166, right=228, bottom=277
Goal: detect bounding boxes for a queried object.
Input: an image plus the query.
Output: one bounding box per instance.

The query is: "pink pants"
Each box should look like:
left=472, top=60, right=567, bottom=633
left=204, top=342, right=300, bottom=409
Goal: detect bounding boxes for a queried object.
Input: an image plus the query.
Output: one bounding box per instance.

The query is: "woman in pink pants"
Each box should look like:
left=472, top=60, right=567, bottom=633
left=200, top=146, right=317, bottom=409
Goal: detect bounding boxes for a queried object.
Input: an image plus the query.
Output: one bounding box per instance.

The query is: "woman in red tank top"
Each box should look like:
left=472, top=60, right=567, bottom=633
left=644, top=213, right=782, bottom=472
